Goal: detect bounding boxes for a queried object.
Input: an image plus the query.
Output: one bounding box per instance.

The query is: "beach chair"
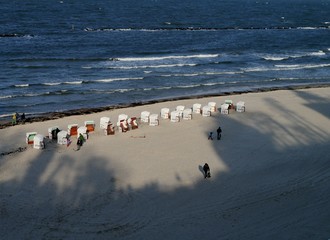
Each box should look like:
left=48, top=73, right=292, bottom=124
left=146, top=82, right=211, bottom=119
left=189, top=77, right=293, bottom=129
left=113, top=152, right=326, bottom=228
left=100, top=117, right=110, bottom=129
left=176, top=105, right=185, bottom=117
left=161, top=108, right=170, bottom=119
left=236, top=101, right=245, bottom=112
left=170, top=111, right=180, bottom=122
left=57, top=131, right=69, bottom=145
left=78, top=126, right=88, bottom=140
left=33, top=134, right=45, bottom=149
left=225, top=100, right=234, bottom=109
left=183, top=108, right=192, bottom=120
left=129, top=117, right=139, bottom=129
left=68, top=124, right=78, bottom=136
left=117, top=114, right=129, bottom=132
left=48, top=126, right=60, bottom=139
left=208, top=102, right=217, bottom=112
left=84, top=120, right=95, bottom=132
left=221, top=104, right=230, bottom=114
left=193, top=103, right=202, bottom=114
left=105, top=123, right=115, bottom=135
left=202, top=106, right=211, bottom=117
left=149, top=114, right=159, bottom=126
left=26, top=132, right=37, bottom=145
left=141, top=111, right=150, bottom=123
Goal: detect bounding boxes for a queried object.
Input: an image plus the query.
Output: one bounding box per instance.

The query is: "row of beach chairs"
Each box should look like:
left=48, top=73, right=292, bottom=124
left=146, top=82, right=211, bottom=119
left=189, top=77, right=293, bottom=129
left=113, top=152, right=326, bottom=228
left=26, top=100, right=245, bottom=149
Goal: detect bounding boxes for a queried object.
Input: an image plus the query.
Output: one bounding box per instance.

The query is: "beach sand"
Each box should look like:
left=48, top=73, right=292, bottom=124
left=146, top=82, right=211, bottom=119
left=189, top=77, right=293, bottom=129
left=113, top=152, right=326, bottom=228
left=1, top=87, right=330, bottom=239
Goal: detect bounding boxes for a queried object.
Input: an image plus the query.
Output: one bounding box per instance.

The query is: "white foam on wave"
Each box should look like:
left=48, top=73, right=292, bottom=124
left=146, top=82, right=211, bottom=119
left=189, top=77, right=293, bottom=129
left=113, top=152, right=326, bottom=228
left=117, top=54, right=219, bottom=62
left=275, top=63, right=330, bottom=70
left=64, top=81, right=83, bottom=85
left=15, top=84, right=29, bottom=87
left=43, top=82, right=61, bottom=86
left=108, top=63, right=196, bottom=69
left=94, top=77, right=144, bottom=83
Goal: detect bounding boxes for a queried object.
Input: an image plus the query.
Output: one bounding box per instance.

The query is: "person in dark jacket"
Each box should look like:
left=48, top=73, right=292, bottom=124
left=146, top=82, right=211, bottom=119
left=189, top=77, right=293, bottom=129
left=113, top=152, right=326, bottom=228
left=203, top=163, right=211, bottom=178
left=216, top=126, right=222, bottom=140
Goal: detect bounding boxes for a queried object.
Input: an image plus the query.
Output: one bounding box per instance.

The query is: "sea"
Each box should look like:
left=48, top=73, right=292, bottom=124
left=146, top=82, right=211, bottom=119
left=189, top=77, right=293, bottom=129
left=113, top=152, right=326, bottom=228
left=1, top=0, right=330, bottom=120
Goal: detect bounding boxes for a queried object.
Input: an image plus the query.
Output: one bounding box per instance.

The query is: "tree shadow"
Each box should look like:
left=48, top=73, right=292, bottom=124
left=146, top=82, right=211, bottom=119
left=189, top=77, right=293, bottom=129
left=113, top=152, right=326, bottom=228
left=1, top=89, right=330, bottom=239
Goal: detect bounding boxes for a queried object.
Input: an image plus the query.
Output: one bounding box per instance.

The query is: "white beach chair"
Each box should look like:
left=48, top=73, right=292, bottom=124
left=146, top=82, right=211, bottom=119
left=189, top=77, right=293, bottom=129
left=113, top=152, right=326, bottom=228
left=26, top=132, right=37, bottom=145
left=57, top=130, right=69, bottom=145
left=208, top=102, right=217, bottom=112
left=183, top=108, right=192, bottom=120
left=236, top=101, right=245, bottom=112
left=193, top=103, right=202, bottom=114
left=117, top=114, right=129, bottom=132
left=149, top=114, right=159, bottom=126
left=78, top=126, right=88, bottom=140
left=100, top=117, right=110, bottom=129
left=141, top=111, right=150, bottom=123
left=176, top=105, right=185, bottom=117
left=202, top=106, right=211, bottom=117
left=170, top=111, right=180, bottom=122
left=33, top=134, right=45, bottom=149
left=128, top=117, right=139, bottom=129
left=48, top=126, right=60, bottom=139
left=221, top=104, right=230, bottom=114
left=225, top=99, right=234, bottom=109
left=161, top=108, right=170, bottom=119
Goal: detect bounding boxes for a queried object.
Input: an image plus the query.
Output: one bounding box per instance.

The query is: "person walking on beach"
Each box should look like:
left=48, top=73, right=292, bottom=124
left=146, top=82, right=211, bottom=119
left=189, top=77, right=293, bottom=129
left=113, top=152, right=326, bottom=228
left=208, top=132, right=213, bottom=140
left=76, top=133, right=85, bottom=150
left=216, top=126, right=222, bottom=140
left=203, top=163, right=211, bottom=179
left=12, top=113, right=17, bottom=125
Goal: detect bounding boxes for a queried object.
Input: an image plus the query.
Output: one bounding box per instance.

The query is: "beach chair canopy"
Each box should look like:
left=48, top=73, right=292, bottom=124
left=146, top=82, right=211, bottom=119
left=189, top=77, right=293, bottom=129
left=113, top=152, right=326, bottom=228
left=84, top=120, right=95, bottom=132
left=118, top=114, right=128, bottom=122
left=78, top=126, right=88, bottom=139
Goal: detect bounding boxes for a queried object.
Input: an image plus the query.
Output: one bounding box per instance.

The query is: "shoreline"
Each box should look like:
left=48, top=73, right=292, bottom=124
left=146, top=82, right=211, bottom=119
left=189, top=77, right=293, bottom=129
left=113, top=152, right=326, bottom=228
left=1, top=83, right=329, bottom=129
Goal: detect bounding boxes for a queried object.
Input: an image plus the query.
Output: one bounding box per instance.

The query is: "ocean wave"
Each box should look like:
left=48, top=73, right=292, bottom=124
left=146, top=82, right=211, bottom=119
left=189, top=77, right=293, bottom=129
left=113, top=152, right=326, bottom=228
left=116, top=54, right=219, bottom=62
left=14, top=84, right=29, bottom=87
left=261, top=50, right=326, bottom=61
left=84, top=26, right=330, bottom=32
left=105, top=63, right=197, bottom=69
left=274, top=63, right=330, bottom=70
left=0, top=33, right=34, bottom=38
left=91, top=77, right=144, bottom=83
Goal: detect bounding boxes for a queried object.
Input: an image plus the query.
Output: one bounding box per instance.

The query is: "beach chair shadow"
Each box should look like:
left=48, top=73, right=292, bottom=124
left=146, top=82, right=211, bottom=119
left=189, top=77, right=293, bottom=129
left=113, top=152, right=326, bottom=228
left=198, top=165, right=204, bottom=176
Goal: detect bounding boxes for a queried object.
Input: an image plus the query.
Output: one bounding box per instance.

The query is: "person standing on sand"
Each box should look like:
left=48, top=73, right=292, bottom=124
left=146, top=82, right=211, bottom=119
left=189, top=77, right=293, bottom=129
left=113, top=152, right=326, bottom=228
left=216, top=126, right=222, bottom=140
left=12, top=113, right=17, bottom=125
left=203, top=163, right=211, bottom=179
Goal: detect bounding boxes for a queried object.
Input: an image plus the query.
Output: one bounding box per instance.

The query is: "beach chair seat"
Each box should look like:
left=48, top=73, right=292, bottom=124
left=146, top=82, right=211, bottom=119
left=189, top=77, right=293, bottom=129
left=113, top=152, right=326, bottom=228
left=117, top=120, right=129, bottom=132
left=202, top=106, right=211, bottom=117
left=221, top=104, right=230, bottom=114
left=236, top=101, right=245, bottom=112
left=141, top=111, right=150, bottom=123
left=48, top=126, right=60, bottom=139
left=208, top=102, right=217, bottom=112
left=33, top=134, right=45, bottom=149
left=26, top=132, right=37, bottom=144
left=149, top=114, right=159, bottom=126
left=183, top=108, right=192, bottom=120
left=57, top=131, right=69, bottom=145
left=129, top=117, right=138, bottom=129
left=68, top=124, right=78, bottom=136
left=84, top=120, right=95, bottom=132
left=193, top=103, right=202, bottom=114
left=78, top=126, right=88, bottom=140
left=105, top=123, right=115, bottom=135
left=170, top=111, right=180, bottom=122
left=161, top=108, right=170, bottom=119
left=225, top=100, right=234, bottom=109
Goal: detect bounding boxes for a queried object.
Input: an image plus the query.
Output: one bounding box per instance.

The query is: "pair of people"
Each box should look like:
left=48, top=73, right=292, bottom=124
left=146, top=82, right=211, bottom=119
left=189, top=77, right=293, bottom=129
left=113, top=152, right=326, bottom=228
left=208, top=126, right=222, bottom=140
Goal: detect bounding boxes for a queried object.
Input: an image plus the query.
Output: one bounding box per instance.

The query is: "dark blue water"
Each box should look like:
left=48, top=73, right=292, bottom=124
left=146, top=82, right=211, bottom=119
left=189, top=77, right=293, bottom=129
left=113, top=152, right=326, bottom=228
left=1, top=0, right=330, bottom=119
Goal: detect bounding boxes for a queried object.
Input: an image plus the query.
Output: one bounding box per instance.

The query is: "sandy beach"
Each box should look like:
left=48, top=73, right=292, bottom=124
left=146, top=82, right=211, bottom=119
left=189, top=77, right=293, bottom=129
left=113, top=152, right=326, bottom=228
left=1, top=87, right=330, bottom=239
